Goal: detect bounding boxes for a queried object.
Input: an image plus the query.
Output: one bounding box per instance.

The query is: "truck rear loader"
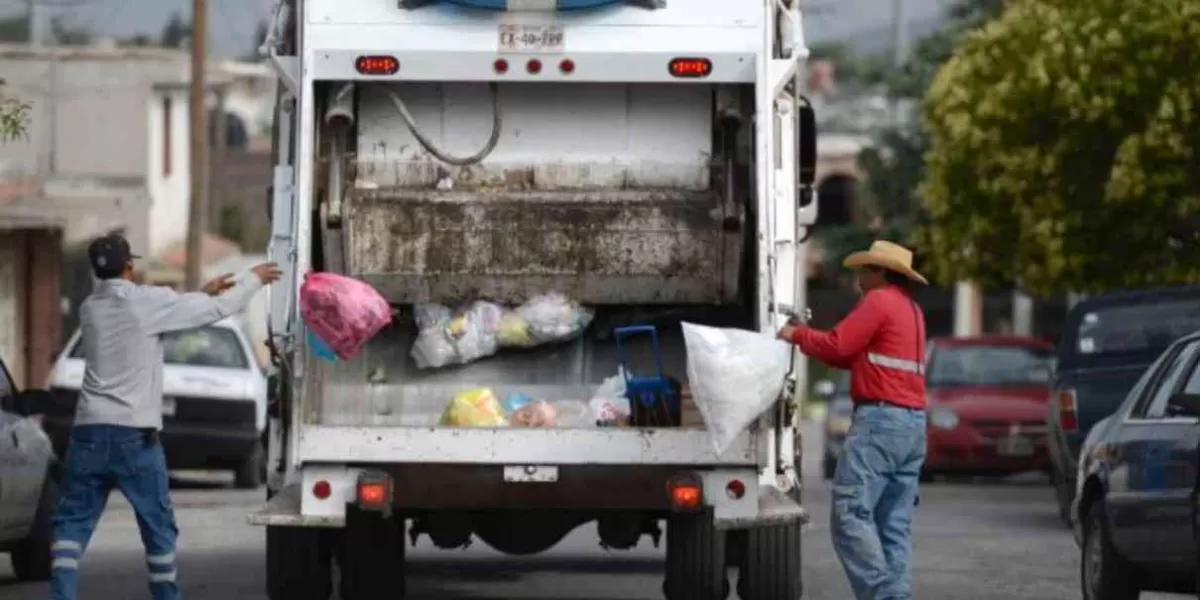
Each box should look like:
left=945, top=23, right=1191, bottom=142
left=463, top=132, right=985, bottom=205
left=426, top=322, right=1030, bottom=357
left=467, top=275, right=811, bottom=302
left=248, top=0, right=821, bottom=598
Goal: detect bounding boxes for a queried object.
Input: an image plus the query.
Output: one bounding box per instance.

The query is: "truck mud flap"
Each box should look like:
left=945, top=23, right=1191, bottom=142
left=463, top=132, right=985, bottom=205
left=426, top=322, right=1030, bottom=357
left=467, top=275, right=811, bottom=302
left=713, top=486, right=809, bottom=531
left=249, top=484, right=345, bottom=528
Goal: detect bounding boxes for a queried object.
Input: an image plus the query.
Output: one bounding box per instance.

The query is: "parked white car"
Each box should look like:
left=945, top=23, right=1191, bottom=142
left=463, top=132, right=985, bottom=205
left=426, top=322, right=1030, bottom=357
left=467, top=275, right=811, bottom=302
left=46, top=317, right=268, bottom=489
left=0, top=353, right=57, bottom=581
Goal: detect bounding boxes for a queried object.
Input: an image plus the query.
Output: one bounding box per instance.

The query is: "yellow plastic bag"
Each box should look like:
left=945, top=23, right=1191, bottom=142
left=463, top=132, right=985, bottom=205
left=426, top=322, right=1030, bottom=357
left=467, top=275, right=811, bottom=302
left=439, top=388, right=508, bottom=427
left=497, top=311, right=535, bottom=347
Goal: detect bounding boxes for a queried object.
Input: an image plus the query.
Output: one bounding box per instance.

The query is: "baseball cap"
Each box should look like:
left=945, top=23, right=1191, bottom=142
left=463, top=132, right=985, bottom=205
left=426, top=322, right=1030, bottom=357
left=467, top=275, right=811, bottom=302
left=87, top=234, right=140, bottom=278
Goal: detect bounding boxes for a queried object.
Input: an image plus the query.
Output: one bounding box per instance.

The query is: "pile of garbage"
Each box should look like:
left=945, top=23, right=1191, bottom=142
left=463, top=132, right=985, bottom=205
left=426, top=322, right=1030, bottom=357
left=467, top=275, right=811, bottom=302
left=411, top=292, right=593, bottom=370
left=437, top=374, right=632, bottom=428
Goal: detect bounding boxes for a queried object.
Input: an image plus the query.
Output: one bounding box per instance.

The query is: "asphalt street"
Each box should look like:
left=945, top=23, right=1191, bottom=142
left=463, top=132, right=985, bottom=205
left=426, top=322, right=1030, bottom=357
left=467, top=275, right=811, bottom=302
left=1, top=422, right=1190, bottom=599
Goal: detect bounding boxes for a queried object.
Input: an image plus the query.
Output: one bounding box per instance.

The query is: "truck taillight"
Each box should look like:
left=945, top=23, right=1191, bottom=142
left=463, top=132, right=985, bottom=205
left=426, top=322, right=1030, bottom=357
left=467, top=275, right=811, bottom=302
left=669, top=58, right=712, bottom=78
left=356, top=470, right=392, bottom=511
left=1058, top=388, right=1078, bottom=432
left=668, top=473, right=703, bottom=511
left=355, top=55, right=399, bottom=75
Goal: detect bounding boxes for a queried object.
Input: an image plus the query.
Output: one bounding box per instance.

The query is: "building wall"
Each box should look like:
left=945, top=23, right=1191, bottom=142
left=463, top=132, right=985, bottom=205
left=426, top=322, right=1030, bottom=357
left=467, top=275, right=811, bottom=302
left=0, top=231, right=27, bottom=388
left=0, top=53, right=183, bottom=178
left=146, top=87, right=192, bottom=255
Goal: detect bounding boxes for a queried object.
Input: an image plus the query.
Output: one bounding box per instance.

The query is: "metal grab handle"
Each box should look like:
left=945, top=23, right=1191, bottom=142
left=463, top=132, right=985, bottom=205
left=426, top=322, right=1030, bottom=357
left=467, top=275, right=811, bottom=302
left=612, top=325, right=666, bottom=382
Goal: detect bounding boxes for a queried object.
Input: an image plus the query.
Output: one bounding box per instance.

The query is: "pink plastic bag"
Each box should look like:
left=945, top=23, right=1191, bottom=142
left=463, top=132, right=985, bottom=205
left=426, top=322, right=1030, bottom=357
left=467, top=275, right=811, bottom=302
left=300, top=272, right=392, bottom=360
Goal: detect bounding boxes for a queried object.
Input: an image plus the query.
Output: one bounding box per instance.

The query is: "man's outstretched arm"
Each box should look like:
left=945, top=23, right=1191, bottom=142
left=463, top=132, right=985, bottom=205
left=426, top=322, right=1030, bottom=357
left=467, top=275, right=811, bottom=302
left=139, top=263, right=282, bottom=335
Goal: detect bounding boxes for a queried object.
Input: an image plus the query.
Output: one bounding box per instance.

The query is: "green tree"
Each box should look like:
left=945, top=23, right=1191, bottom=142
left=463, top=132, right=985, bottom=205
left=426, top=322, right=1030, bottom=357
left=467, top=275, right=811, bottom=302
left=159, top=12, right=191, bottom=49
left=916, top=0, right=1200, bottom=295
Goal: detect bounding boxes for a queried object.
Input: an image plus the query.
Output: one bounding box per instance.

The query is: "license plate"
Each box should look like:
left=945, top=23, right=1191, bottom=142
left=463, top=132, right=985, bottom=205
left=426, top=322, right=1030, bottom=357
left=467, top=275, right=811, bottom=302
left=503, top=465, right=558, bottom=483
left=498, top=24, right=565, bottom=54
left=162, top=397, right=177, bottom=417
left=997, top=435, right=1033, bottom=457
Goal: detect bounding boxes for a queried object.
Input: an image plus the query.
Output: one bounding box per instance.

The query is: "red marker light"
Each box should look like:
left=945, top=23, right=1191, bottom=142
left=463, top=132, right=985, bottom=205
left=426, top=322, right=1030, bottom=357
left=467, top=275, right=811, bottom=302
left=527, top=59, right=543, bottom=74
left=494, top=58, right=509, bottom=74
left=669, top=58, right=712, bottom=78
left=312, top=480, right=331, bottom=499
left=559, top=59, right=575, bottom=74
left=355, top=55, right=399, bottom=75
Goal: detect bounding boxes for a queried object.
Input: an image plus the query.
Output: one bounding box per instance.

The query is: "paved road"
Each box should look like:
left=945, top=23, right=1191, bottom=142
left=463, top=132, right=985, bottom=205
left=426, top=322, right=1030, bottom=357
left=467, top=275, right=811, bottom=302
left=0, top=423, right=1189, bottom=599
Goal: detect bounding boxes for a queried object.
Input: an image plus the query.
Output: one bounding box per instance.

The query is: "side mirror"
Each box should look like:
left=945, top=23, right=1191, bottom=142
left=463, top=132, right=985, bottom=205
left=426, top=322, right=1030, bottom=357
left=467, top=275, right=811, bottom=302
left=1167, top=393, right=1200, bottom=418
left=797, top=97, right=817, bottom=206
left=1, top=389, right=55, bottom=418
left=814, top=379, right=836, bottom=398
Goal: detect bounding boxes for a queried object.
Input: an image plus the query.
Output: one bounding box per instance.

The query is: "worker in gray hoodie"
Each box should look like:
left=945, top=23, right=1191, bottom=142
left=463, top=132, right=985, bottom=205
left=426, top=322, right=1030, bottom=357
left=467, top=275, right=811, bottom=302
left=49, top=234, right=282, bottom=600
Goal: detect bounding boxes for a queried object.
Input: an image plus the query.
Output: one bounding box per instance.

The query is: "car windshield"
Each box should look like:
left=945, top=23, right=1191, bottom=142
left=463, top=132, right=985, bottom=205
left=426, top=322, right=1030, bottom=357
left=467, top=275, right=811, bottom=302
left=1074, top=299, right=1200, bottom=356
left=70, top=326, right=249, bottom=369
left=927, top=345, right=1053, bottom=388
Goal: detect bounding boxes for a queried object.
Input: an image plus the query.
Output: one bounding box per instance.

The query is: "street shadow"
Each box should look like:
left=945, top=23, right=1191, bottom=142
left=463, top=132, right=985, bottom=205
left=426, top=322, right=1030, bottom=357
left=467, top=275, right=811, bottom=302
left=406, top=556, right=664, bottom=583
left=167, top=473, right=236, bottom=491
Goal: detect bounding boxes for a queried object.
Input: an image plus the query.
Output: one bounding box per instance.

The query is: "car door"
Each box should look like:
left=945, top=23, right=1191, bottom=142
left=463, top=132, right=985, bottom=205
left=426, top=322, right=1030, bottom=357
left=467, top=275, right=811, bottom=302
left=0, top=360, right=31, bottom=539
left=1107, top=338, right=1200, bottom=568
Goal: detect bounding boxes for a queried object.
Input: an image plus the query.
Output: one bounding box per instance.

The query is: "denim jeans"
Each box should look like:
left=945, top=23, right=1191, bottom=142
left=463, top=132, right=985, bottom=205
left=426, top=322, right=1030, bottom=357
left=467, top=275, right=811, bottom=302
left=831, top=403, right=927, bottom=600
left=50, top=425, right=180, bottom=600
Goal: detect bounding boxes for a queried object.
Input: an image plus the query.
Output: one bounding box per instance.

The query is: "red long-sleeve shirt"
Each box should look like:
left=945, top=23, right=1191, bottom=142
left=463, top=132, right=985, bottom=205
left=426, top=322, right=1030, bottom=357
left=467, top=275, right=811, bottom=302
left=792, top=285, right=927, bottom=409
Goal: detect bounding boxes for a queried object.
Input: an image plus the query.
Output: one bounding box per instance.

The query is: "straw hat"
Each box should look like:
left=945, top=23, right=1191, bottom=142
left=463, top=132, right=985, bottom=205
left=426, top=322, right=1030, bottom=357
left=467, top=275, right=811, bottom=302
left=842, top=241, right=928, bottom=284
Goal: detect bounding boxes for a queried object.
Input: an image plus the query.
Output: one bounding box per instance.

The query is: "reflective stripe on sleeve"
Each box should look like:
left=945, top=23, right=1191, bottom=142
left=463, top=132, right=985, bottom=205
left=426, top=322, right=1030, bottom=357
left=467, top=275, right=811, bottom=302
left=867, top=352, right=924, bottom=375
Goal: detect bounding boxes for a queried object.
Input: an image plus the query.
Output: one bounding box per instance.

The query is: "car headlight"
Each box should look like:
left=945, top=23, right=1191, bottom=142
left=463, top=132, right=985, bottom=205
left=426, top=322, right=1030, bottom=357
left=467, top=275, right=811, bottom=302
left=929, top=406, right=959, bottom=430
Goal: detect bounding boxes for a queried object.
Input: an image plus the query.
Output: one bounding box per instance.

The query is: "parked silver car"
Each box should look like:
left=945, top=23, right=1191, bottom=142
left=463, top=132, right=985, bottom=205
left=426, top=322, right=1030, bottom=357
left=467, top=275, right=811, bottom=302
left=0, top=356, right=59, bottom=582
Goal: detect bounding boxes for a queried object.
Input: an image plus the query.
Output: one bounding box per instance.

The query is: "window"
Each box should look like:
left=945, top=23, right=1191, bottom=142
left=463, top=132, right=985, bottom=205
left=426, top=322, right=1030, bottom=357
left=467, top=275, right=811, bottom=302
left=926, top=345, right=1055, bottom=388
left=1130, top=340, right=1200, bottom=419
left=1075, top=299, right=1200, bottom=356
left=71, top=326, right=249, bottom=370
left=162, top=97, right=172, bottom=176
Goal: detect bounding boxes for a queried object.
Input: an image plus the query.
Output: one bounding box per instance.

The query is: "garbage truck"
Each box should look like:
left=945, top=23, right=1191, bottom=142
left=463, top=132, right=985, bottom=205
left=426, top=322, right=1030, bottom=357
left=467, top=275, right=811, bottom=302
left=249, top=0, right=820, bottom=598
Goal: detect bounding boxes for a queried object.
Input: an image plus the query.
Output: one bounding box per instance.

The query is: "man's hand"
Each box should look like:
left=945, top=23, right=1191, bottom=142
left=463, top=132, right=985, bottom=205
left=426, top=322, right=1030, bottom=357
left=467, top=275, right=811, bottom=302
left=777, top=324, right=799, bottom=342
left=201, top=273, right=235, bottom=296
left=253, top=262, right=284, bottom=284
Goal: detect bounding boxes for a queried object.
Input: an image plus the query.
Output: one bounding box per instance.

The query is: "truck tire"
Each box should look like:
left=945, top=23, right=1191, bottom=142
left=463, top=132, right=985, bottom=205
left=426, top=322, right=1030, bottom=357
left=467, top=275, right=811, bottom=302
left=11, top=473, right=56, bottom=582
left=339, top=507, right=406, bottom=600
left=736, top=521, right=803, bottom=600
left=663, top=509, right=728, bottom=600
left=266, top=526, right=333, bottom=600
left=234, top=442, right=266, bottom=490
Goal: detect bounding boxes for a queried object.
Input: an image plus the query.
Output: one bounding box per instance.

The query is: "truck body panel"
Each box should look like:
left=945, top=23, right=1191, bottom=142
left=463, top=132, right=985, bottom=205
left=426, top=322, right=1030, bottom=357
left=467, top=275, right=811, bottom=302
left=253, top=3, right=816, bottom=581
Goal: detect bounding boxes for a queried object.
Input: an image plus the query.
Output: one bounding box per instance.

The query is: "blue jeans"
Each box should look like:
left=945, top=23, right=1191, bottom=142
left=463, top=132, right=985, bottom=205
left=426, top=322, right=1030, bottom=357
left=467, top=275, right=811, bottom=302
left=50, top=425, right=180, bottom=600
left=831, top=403, right=927, bottom=600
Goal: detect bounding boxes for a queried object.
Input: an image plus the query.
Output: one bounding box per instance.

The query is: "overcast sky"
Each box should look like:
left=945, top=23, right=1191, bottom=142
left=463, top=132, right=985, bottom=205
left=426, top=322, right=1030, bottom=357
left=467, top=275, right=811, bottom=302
left=1, top=0, right=949, bottom=58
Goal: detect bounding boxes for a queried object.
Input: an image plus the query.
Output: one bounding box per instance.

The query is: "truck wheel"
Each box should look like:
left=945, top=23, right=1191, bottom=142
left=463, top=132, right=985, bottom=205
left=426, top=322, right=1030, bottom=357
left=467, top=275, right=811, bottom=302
left=234, top=442, right=266, bottom=490
left=663, top=509, right=728, bottom=600
left=11, top=473, right=56, bottom=581
left=267, top=526, right=332, bottom=600
left=339, top=507, right=406, bottom=600
left=1081, top=500, right=1140, bottom=600
left=736, top=521, right=803, bottom=600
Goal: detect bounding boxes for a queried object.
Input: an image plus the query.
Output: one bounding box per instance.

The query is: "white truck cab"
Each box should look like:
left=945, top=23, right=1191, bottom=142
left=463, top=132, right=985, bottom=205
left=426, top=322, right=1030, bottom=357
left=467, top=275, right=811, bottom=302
left=251, top=1, right=819, bottom=598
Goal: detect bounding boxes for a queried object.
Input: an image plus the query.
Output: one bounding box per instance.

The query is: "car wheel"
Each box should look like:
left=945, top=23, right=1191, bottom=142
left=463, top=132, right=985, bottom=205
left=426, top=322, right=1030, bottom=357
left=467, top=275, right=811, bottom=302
left=235, top=442, right=266, bottom=490
left=1053, top=467, right=1074, bottom=527
left=1081, top=499, right=1140, bottom=600
left=11, top=472, right=57, bottom=581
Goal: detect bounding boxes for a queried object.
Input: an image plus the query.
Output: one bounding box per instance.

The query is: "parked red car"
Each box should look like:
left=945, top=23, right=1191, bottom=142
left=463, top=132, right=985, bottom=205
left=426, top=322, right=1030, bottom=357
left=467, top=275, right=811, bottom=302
left=923, top=336, right=1055, bottom=480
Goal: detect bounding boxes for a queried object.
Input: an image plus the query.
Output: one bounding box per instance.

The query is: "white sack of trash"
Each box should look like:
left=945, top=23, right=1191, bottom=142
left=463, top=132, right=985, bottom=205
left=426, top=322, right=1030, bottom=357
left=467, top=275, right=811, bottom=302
left=681, top=322, right=793, bottom=455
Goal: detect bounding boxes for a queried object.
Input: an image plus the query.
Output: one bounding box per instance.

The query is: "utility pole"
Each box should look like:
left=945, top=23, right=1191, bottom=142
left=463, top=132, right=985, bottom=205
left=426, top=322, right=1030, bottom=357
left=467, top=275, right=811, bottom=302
left=184, top=0, right=209, bottom=289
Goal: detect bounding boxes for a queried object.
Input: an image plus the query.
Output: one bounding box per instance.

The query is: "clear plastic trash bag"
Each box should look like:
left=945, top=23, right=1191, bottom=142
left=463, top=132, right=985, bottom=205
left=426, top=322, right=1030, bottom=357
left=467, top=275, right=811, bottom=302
left=300, top=272, right=392, bottom=360
left=681, top=322, right=792, bottom=455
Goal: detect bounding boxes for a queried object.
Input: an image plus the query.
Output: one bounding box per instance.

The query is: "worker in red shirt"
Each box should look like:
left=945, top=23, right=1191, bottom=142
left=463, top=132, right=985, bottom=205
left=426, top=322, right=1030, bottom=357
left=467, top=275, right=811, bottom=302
left=777, top=240, right=928, bottom=600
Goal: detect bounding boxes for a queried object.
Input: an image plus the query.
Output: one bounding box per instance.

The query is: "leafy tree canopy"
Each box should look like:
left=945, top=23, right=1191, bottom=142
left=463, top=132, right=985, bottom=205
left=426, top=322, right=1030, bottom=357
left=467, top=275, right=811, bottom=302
left=916, top=0, right=1200, bottom=295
